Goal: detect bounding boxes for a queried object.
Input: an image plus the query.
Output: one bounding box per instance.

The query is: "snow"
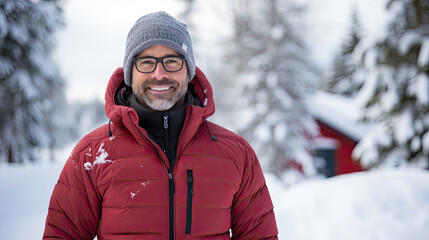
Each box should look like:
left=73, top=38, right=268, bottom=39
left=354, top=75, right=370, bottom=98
left=413, top=73, right=429, bottom=105
left=352, top=123, right=391, bottom=167
left=54, top=0, right=388, bottom=102
left=0, top=164, right=62, bottom=240
left=393, top=107, right=414, bottom=145
left=0, top=10, right=8, bottom=38
left=399, top=31, right=421, bottom=55
left=418, top=39, right=429, bottom=67
left=267, top=168, right=429, bottom=239
left=300, top=0, right=389, bottom=68
left=130, top=180, right=152, bottom=199
left=10, top=70, right=37, bottom=99
left=308, top=90, right=373, bottom=141
left=352, top=0, right=428, bottom=168
left=423, top=131, right=429, bottom=155
left=1, top=0, right=426, bottom=237
left=1, top=163, right=429, bottom=239
left=84, top=143, right=113, bottom=171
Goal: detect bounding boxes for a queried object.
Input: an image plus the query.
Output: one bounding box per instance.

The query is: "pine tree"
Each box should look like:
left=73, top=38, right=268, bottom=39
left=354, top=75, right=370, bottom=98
left=322, top=7, right=365, bottom=96
left=0, top=0, right=66, bottom=163
left=353, top=0, right=429, bottom=168
left=227, top=0, right=319, bottom=177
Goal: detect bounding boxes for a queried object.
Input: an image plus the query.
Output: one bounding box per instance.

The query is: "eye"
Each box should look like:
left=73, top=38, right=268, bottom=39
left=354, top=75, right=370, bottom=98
left=137, top=58, right=155, bottom=66
left=164, top=58, right=180, bottom=65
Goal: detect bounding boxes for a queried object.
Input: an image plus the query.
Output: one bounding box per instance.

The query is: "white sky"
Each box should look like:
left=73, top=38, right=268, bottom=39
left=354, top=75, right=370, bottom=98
left=53, top=0, right=388, bottom=102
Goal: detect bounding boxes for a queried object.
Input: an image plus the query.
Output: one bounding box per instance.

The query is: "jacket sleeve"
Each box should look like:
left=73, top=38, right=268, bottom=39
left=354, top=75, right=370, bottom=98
left=43, top=142, right=101, bottom=240
left=231, top=142, right=278, bottom=239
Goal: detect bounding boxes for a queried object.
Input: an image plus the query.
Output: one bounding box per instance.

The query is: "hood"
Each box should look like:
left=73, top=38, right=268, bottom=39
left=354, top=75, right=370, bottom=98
left=104, top=67, right=215, bottom=132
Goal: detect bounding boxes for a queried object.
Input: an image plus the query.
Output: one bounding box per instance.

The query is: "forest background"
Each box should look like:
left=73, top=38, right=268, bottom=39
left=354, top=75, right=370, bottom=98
left=0, top=0, right=428, bottom=239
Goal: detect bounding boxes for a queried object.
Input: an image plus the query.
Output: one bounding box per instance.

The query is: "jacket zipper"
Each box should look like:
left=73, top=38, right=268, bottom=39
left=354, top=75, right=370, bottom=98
left=129, top=109, right=195, bottom=239
left=163, top=114, right=176, bottom=240
left=163, top=115, right=171, bottom=161
left=127, top=112, right=174, bottom=239
left=185, top=170, right=193, bottom=234
left=169, top=170, right=175, bottom=240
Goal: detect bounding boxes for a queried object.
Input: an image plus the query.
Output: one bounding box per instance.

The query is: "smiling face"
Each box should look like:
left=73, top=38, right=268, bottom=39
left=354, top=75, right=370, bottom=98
left=131, top=45, right=188, bottom=111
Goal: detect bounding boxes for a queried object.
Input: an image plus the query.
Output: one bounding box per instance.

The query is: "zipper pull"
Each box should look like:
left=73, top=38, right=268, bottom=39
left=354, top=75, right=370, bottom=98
left=163, top=115, right=168, bottom=129
left=169, top=172, right=175, bottom=193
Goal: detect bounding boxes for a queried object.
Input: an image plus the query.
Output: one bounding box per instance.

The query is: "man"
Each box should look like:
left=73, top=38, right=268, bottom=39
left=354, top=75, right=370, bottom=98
left=44, top=11, right=278, bottom=239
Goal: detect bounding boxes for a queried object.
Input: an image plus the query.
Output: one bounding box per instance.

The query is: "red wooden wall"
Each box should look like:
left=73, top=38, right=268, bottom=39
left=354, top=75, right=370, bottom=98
left=317, top=120, right=363, bottom=175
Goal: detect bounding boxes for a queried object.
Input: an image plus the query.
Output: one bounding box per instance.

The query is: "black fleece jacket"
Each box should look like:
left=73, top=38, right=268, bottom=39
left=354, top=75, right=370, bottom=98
left=127, top=89, right=201, bottom=166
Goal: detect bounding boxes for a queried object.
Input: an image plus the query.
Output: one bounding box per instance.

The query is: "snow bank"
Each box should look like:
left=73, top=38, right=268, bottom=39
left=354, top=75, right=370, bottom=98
left=0, top=163, right=63, bottom=240
left=266, top=168, right=429, bottom=240
left=1, top=163, right=428, bottom=240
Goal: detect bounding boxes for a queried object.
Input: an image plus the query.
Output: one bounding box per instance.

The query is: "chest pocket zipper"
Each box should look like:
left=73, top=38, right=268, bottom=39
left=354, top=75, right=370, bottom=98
left=186, top=170, right=193, bottom=234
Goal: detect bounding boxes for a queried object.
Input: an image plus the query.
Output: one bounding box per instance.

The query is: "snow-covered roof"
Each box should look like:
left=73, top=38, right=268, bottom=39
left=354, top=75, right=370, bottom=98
left=307, top=91, right=373, bottom=141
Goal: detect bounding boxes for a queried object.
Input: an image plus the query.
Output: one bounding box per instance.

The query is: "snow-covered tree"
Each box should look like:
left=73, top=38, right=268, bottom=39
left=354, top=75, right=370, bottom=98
left=353, top=0, right=429, bottom=169
left=0, top=0, right=66, bottom=163
left=67, top=99, right=107, bottom=140
left=322, top=7, right=366, bottom=96
left=226, top=0, right=319, bottom=177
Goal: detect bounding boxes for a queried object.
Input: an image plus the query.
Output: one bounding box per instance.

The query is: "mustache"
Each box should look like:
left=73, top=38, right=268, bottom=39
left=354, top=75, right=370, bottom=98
left=142, top=79, right=179, bottom=88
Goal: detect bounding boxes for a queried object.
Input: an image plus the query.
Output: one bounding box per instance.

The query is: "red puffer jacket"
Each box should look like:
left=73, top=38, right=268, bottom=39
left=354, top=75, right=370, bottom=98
left=44, top=67, right=278, bottom=239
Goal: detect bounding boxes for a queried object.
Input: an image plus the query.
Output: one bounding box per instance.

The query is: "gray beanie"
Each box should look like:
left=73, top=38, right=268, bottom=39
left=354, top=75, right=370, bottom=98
left=123, top=11, right=195, bottom=86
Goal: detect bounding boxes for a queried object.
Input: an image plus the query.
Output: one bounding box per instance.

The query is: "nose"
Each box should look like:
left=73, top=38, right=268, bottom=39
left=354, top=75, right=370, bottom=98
left=152, top=62, right=169, bottom=80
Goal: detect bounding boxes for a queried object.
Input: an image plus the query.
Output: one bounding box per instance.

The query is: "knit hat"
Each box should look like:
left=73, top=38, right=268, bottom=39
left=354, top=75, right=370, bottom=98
left=123, top=11, right=195, bottom=86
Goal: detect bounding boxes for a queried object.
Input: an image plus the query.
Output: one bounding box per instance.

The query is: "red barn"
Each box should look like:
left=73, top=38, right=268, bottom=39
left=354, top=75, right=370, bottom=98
left=308, top=91, right=372, bottom=177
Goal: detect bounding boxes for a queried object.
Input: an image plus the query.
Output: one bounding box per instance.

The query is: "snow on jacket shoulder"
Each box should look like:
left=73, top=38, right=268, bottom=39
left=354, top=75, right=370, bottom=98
left=43, top=67, right=278, bottom=240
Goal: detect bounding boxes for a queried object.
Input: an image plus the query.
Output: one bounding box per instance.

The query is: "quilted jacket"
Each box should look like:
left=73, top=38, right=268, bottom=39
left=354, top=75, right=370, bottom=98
left=43, top=67, right=278, bottom=239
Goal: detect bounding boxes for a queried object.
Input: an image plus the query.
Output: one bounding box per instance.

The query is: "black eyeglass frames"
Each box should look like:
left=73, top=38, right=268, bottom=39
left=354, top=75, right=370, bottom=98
left=133, top=55, right=186, bottom=73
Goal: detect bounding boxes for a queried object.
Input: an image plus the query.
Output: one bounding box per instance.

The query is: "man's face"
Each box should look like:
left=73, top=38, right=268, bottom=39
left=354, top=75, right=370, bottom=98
left=132, top=45, right=188, bottom=111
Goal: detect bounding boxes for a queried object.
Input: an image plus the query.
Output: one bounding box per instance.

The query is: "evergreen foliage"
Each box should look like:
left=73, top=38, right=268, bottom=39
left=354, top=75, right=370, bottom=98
left=322, top=8, right=366, bottom=96
left=227, top=0, right=319, bottom=177
left=0, top=0, right=66, bottom=163
left=354, top=0, right=429, bottom=168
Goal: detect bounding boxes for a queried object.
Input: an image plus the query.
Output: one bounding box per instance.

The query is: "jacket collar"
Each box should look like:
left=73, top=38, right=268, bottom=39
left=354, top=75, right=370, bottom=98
left=104, top=67, right=215, bottom=150
left=129, top=91, right=200, bottom=139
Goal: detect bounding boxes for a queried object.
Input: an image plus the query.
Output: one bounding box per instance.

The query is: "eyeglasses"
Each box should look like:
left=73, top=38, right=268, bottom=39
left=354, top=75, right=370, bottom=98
left=133, top=55, right=186, bottom=73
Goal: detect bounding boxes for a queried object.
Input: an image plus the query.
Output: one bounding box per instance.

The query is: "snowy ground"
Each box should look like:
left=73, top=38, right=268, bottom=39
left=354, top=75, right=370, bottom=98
left=1, top=163, right=428, bottom=239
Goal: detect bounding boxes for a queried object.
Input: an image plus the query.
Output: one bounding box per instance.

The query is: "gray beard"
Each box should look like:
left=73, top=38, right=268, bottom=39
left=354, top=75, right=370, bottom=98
left=133, top=84, right=187, bottom=111
left=140, top=96, right=180, bottom=111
